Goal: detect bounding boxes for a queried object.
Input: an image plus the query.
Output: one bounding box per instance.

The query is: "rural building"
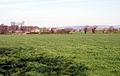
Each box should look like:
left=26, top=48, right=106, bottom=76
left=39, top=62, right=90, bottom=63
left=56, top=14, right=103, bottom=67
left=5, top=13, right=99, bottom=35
left=79, top=29, right=82, bottom=32
left=20, top=26, right=34, bottom=33
left=9, top=25, right=19, bottom=33
left=0, top=24, right=9, bottom=34
left=40, top=27, right=49, bottom=33
left=32, top=26, right=40, bottom=32
left=51, top=28, right=58, bottom=33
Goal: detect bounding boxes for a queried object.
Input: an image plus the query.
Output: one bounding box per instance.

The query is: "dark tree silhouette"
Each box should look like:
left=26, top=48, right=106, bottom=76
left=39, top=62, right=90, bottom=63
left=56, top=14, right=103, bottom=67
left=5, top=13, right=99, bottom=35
left=91, top=26, right=98, bottom=34
left=84, top=26, right=88, bottom=34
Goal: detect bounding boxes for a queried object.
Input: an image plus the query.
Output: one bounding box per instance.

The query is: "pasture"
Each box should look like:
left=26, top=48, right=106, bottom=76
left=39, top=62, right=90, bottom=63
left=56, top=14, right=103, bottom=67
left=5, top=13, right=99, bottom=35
left=0, top=33, right=120, bottom=76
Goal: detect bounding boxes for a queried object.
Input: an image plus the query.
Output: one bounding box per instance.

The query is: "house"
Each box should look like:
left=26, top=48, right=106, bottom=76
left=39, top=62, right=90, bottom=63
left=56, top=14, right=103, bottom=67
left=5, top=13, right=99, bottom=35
left=33, top=26, right=40, bottom=32
left=9, top=25, right=19, bottom=33
left=40, top=27, right=49, bottom=33
left=79, top=29, right=82, bottom=32
left=20, top=26, right=34, bottom=33
left=72, top=29, right=77, bottom=32
left=64, top=28, right=73, bottom=32
left=50, top=28, right=58, bottom=33
left=0, top=24, right=9, bottom=34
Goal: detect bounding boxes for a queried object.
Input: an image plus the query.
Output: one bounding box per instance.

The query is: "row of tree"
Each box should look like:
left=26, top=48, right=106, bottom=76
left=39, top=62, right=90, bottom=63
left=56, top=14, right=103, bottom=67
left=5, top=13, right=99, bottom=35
left=83, top=26, right=119, bottom=34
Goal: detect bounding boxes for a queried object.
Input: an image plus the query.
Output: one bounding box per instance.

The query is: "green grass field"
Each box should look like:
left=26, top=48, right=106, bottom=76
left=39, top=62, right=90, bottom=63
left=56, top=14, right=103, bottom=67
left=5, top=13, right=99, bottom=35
left=0, top=33, right=120, bottom=76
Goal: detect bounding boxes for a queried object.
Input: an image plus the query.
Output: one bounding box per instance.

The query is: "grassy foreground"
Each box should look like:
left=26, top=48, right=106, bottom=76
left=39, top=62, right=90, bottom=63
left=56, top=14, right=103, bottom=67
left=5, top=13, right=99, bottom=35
left=0, top=33, right=120, bottom=76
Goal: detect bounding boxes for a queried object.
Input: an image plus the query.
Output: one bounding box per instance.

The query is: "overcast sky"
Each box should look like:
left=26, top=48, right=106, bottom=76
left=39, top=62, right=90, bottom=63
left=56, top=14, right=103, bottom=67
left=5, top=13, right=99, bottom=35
left=0, top=0, right=120, bottom=27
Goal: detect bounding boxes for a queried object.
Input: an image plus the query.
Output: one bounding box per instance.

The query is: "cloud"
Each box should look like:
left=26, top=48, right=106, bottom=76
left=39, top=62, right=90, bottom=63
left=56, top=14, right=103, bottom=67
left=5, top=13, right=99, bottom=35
left=0, top=3, right=27, bottom=8
left=0, top=0, right=88, bottom=8
left=0, top=0, right=15, bottom=2
left=55, top=0, right=88, bottom=3
left=0, top=0, right=88, bottom=2
left=0, top=0, right=32, bottom=2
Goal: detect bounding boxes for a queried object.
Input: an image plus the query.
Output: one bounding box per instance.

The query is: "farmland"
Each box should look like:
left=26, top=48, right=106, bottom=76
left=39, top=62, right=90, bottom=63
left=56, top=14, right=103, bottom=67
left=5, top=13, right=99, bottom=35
left=0, top=33, right=120, bottom=76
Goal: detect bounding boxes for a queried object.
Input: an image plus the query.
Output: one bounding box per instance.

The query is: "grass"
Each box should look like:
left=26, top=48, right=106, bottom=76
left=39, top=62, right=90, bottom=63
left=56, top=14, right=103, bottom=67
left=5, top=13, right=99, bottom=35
left=0, top=33, right=120, bottom=76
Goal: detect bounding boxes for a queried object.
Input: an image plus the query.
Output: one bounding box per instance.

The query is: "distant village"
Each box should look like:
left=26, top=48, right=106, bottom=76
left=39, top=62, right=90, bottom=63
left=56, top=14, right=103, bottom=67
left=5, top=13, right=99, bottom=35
left=0, top=21, right=120, bottom=34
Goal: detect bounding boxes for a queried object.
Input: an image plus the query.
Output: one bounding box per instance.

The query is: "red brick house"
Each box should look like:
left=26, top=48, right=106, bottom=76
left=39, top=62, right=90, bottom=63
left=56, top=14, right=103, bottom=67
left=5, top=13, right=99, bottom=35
left=20, top=26, right=40, bottom=34
left=20, top=26, right=33, bottom=33
left=0, top=24, right=9, bottom=34
left=50, top=28, right=58, bottom=33
left=32, top=26, right=40, bottom=32
left=79, top=29, right=82, bottom=32
left=9, top=25, right=19, bottom=33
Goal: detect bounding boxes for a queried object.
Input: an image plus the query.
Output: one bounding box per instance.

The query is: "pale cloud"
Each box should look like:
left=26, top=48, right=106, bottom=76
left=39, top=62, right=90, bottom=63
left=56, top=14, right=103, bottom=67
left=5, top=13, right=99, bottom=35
left=0, top=3, right=28, bottom=8
left=0, top=0, right=32, bottom=2
left=55, top=0, right=88, bottom=3
left=0, top=0, right=88, bottom=8
left=0, top=0, right=87, bottom=2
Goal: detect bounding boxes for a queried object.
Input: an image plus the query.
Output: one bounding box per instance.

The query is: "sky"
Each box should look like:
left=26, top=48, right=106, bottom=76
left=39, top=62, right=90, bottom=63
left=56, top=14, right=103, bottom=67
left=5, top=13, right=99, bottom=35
left=0, top=0, right=120, bottom=27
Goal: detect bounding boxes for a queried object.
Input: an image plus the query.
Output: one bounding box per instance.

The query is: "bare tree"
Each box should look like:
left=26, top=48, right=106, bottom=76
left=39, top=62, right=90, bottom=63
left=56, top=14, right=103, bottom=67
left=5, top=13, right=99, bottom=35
left=108, top=26, right=114, bottom=32
left=83, top=26, right=89, bottom=34
left=10, top=22, right=16, bottom=25
left=10, top=21, right=25, bottom=26
left=17, top=21, right=25, bottom=26
left=91, top=25, right=98, bottom=34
